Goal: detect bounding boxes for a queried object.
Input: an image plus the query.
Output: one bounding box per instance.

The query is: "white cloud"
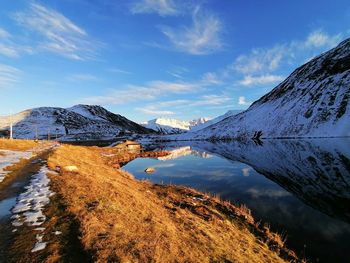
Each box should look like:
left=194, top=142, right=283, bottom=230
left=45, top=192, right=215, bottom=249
left=0, top=64, right=21, bottom=88
left=108, top=68, right=132, bottom=74
left=80, top=80, right=199, bottom=105
left=134, top=94, right=231, bottom=117
left=161, top=7, right=222, bottom=55
left=13, top=3, right=97, bottom=60
left=0, top=28, right=11, bottom=39
left=166, top=66, right=189, bottom=79
left=0, top=45, right=19, bottom=58
left=158, top=99, right=190, bottom=107
left=238, top=96, right=251, bottom=106
left=201, top=72, right=222, bottom=85
left=190, top=95, right=231, bottom=106
left=239, top=74, right=284, bottom=86
left=130, top=0, right=178, bottom=16
left=0, top=28, right=21, bottom=58
left=232, top=30, right=342, bottom=76
left=145, top=94, right=231, bottom=111
left=303, top=30, right=341, bottom=48
left=68, top=74, right=99, bottom=82
left=136, top=105, right=175, bottom=116
left=233, top=45, right=285, bottom=74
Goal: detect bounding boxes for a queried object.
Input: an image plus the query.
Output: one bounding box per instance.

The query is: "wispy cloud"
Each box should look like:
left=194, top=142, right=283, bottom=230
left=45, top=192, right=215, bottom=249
left=238, top=96, right=251, bottom=106
left=166, top=66, right=189, bottom=79
left=136, top=94, right=232, bottom=117
left=130, top=0, right=178, bottom=16
left=0, top=27, right=32, bottom=58
left=233, top=45, right=285, bottom=75
left=108, top=68, right=132, bottom=74
left=0, top=28, right=16, bottom=58
left=161, top=6, right=223, bottom=55
left=136, top=105, right=175, bottom=116
left=201, top=72, right=222, bottom=85
left=227, top=29, right=344, bottom=91
left=0, top=28, right=11, bottom=39
left=157, top=99, right=190, bottom=107
left=81, top=68, right=227, bottom=105
left=0, top=44, right=19, bottom=58
left=0, top=64, right=21, bottom=89
left=154, top=95, right=232, bottom=108
left=80, top=80, right=199, bottom=105
left=67, top=74, right=99, bottom=82
left=303, top=30, right=341, bottom=48
left=190, top=95, right=231, bottom=106
left=13, top=3, right=98, bottom=60
left=232, top=30, right=342, bottom=76
left=239, top=74, right=284, bottom=86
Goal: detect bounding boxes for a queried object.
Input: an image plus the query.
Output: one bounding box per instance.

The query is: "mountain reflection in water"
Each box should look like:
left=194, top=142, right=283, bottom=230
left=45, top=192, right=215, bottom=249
left=124, top=139, right=350, bottom=263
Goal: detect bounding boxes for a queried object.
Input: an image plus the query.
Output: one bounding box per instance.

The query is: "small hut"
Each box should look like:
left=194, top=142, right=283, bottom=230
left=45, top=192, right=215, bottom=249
left=124, top=140, right=141, bottom=153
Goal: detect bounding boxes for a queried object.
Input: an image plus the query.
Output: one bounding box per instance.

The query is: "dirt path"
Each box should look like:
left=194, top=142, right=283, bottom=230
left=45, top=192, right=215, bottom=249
left=0, top=149, right=53, bottom=261
left=0, top=143, right=90, bottom=263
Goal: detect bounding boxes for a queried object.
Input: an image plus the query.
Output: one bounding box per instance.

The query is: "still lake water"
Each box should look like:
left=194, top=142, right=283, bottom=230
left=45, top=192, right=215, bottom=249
left=124, top=139, right=350, bottom=263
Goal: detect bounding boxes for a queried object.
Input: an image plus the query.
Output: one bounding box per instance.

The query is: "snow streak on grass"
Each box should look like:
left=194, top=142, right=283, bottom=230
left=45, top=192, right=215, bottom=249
left=0, top=150, right=33, bottom=182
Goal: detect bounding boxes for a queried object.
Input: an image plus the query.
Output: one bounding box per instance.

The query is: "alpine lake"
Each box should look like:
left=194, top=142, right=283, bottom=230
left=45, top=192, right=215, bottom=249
left=123, top=138, right=350, bottom=263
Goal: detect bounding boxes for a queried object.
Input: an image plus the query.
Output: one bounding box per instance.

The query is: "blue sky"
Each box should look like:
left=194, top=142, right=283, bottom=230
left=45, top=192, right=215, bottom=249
left=0, top=0, right=350, bottom=122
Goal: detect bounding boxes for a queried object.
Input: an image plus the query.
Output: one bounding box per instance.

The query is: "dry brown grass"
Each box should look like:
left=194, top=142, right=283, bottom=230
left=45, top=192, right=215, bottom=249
left=47, top=144, right=300, bottom=263
left=0, top=138, right=38, bottom=150
left=0, top=138, right=48, bottom=151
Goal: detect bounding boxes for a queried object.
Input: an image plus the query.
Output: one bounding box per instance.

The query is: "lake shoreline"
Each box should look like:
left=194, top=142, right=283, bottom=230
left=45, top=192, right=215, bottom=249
left=0, top=139, right=303, bottom=262
left=43, top=142, right=301, bottom=262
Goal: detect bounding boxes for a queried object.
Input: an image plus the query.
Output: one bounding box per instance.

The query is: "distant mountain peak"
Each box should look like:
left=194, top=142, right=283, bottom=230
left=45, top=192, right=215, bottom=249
left=141, top=117, right=211, bottom=134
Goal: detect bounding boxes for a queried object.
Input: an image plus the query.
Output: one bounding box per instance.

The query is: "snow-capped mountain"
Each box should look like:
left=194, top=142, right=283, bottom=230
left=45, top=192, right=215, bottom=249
left=189, top=117, right=210, bottom=127
left=0, top=105, right=153, bottom=140
left=141, top=117, right=210, bottom=134
left=185, top=38, right=350, bottom=140
left=190, top=110, right=241, bottom=132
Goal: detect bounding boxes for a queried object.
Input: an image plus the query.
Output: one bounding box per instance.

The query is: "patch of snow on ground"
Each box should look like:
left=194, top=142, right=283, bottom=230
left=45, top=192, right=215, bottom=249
left=11, top=166, right=55, bottom=227
left=0, top=150, right=33, bottom=182
left=11, top=166, right=57, bottom=253
left=31, top=234, right=47, bottom=253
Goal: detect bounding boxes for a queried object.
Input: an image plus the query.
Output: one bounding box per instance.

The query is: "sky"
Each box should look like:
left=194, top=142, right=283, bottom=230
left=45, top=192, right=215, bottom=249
left=0, top=0, right=350, bottom=122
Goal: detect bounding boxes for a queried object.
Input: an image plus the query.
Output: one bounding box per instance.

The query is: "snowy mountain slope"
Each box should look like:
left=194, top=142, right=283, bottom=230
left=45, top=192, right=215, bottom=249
left=141, top=117, right=210, bottom=134
left=0, top=105, right=153, bottom=140
left=189, top=117, right=210, bottom=127
left=186, top=39, right=350, bottom=139
left=190, top=110, right=241, bottom=132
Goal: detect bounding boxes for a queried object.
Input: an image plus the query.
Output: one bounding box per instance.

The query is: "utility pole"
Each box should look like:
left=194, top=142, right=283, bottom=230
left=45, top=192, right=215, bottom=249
left=10, top=121, right=13, bottom=140
left=9, top=111, right=13, bottom=140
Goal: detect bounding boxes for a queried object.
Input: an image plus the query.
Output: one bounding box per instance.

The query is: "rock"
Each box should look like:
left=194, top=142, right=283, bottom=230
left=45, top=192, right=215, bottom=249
left=144, top=167, right=155, bottom=174
left=62, top=165, right=79, bottom=173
